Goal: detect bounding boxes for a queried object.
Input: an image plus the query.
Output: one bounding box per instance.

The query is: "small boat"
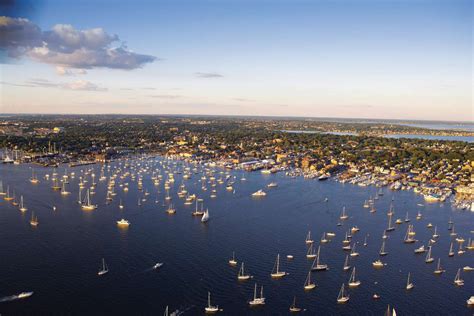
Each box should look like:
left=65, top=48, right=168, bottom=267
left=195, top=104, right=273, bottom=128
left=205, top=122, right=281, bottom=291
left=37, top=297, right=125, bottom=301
left=350, top=244, right=359, bottom=257
left=463, top=266, right=474, bottom=271
left=251, top=190, right=266, bottom=197
left=348, top=267, right=361, bottom=287
left=406, top=272, right=414, bottom=290
left=379, top=240, right=388, bottom=256
left=289, top=296, right=302, bottom=313
left=17, top=291, right=34, bottom=299
left=448, top=242, right=455, bottom=257
left=98, top=258, right=109, bottom=276
left=304, top=271, right=316, bottom=290
left=467, top=296, right=474, bottom=306
left=321, top=232, right=328, bottom=243
left=153, top=262, right=164, bottom=269
left=116, top=219, right=130, bottom=226
left=238, top=262, right=251, bottom=280
left=318, top=174, right=329, bottom=181
left=19, top=195, right=27, bottom=212
left=414, top=245, right=426, bottom=254
left=166, top=204, right=176, bottom=215
left=270, top=254, right=287, bottom=278
left=372, top=260, right=384, bottom=268
left=267, top=182, right=278, bottom=188
left=248, top=283, right=265, bottom=306
left=204, top=292, right=219, bottom=313
left=454, top=268, right=464, bottom=286
left=228, top=252, right=237, bottom=266
left=336, top=283, right=349, bottom=303
left=286, top=255, right=294, bottom=259
left=373, top=293, right=380, bottom=299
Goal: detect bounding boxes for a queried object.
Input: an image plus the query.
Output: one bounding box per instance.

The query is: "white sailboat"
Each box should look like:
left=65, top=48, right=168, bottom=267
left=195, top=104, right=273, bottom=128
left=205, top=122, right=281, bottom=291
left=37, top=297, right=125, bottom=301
left=81, top=189, right=97, bottom=211
left=434, top=258, right=445, bottom=274
left=348, top=267, right=361, bottom=287
left=306, top=243, right=317, bottom=259
left=379, top=240, right=388, bottom=256
left=448, top=242, right=455, bottom=257
left=425, top=246, right=434, bottom=263
left=270, top=254, right=287, bottom=278
left=289, top=296, right=302, bottom=313
left=406, top=272, right=414, bottom=290
left=304, top=271, right=316, bottom=290
left=201, top=209, right=210, bottom=222
left=343, top=255, right=351, bottom=271
left=204, top=292, right=219, bottom=313
left=340, top=206, right=349, bottom=220
left=228, top=252, right=237, bottom=266
left=238, top=262, right=251, bottom=280
left=337, top=283, right=349, bottom=303
left=311, top=246, right=328, bottom=271
left=454, top=268, right=464, bottom=286
left=248, top=283, right=265, bottom=306
left=98, top=258, right=108, bottom=276
left=305, top=231, right=314, bottom=244
left=19, top=195, right=27, bottom=212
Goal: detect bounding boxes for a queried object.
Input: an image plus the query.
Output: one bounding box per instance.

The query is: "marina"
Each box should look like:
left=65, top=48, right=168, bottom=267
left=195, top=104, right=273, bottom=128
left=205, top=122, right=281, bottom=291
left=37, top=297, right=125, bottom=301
left=0, top=156, right=472, bottom=314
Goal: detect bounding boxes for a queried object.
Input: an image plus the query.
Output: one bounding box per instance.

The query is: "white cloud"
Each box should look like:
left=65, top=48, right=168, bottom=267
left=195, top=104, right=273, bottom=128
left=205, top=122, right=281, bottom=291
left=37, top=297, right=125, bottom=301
left=195, top=72, right=224, bottom=78
left=0, top=16, right=156, bottom=70
left=55, top=65, right=87, bottom=76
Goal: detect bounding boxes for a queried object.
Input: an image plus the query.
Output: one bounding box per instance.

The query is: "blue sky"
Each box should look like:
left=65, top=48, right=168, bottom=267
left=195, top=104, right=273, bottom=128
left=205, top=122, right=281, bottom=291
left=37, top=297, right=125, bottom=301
left=1, top=0, right=472, bottom=121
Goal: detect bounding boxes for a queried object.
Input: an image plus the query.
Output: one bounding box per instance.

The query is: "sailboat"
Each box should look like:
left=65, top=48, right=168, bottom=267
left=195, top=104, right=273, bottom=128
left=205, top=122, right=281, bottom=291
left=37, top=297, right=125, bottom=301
left=51, top=177, right=61, bottom=191
left=321, top=232, right=328, bottom=243
left=61, top=181, right=71, bottom=195
left=248, top=283, right=265, bottom=306
left=404, top=211, right=410, bottom=222
left=305, top=231, right=314, bottom=244
left=379, top=240, right=388, bottom=256
left=414, top=245, right=426, bottom=254
left=311, top=246, right=328, bottom=271
left=204, top=292, right=219, bottom=313
left=340, top=206, right=349, bottom=220
left=448, top=242, right=455, bottom=257
left=386, top=213, right=395, bottom=232
left=4, top=186, right=13, bottom=201
left=289, top=296, right=302, bottom=313
left=238, top=262, right=251, bottom=280
left=454, top=268, right=464, bottom=286
left=306, top=243, right=317, bottom=259
left=29, top=212, right=39, bottom=226
left=432, top=226, right=439, bottom=238
left=425, top=246, right=434, bottom=263
left=0, top=180, right=5, bottom=195
left=119, top=199, right=124, bottom=209
left=270, top=254, right=287, bottom=278
left=19, top=195, right=27, bottom=212
left=97, top=258, right=108, bottom=276
left=304, top=271, right=316, bottom=290
left=337, top=283, right=349, bottom=303
left=404, top=225, right=416, bottom=243
left=434, top=258, right=445, bottom=274
left=348, top=267, right=361, bottom=287
left=406, top=272, right=414, bottom=290
left=350, top=243, right=359, bottom=257
left=228, top=252, right=237, bottom=266
left=343, top=255, right=351, bottom=271
left=201, top=209, right=210, bottom=222
left=81, top=189, right=97, bottom=211
left=192, top=199, right=204, bottom=216
left=30, top=170, right=39, bottom=184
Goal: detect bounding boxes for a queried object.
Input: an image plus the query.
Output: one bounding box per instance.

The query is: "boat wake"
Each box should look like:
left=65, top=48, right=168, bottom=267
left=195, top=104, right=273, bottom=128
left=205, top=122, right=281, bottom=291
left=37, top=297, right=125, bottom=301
left=0, top=292, right=33, bottom=303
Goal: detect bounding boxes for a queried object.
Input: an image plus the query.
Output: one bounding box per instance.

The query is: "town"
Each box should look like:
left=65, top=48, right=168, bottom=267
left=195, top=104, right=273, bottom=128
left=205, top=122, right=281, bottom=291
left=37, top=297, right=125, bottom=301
left=1, top=115, right=473, bottom=209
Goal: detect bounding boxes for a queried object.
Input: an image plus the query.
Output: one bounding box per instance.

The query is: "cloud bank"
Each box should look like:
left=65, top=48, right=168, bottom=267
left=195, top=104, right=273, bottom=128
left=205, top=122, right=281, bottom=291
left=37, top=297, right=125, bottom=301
left=0, top=16, right=156, bottom=70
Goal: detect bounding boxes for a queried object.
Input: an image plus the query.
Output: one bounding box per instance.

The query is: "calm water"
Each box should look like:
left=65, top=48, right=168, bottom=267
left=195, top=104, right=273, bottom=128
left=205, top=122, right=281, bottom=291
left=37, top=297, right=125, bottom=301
left=281, top=130, right=473, bottom=143
left=0, top=158, right=473, bottom=315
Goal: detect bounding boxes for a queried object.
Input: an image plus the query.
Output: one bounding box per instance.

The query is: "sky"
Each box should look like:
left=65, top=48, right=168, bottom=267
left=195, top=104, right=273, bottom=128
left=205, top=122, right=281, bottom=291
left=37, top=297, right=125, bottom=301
left=0, top=0, right=472, bottom=121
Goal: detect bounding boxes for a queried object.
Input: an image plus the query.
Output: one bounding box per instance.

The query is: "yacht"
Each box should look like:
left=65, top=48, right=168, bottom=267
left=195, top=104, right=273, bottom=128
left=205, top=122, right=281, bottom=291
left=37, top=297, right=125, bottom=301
left=17, top=291, right=34, bottom=299
left=116, top=219, right=130, bottom=226
left=248, top=283, right=265, bottom=306
left=267, top=182, right=278, bottom=188
left=414, top=245, right=426, bottom=254
left=467, top=296, right=474, bottom=306
left=270, top=254, right=287, bottom=278
left=372, top=260, right=384, bottom=268
left=251, top=190, right=266, bottom=197
left=463, top=266, right=474, bottom=271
